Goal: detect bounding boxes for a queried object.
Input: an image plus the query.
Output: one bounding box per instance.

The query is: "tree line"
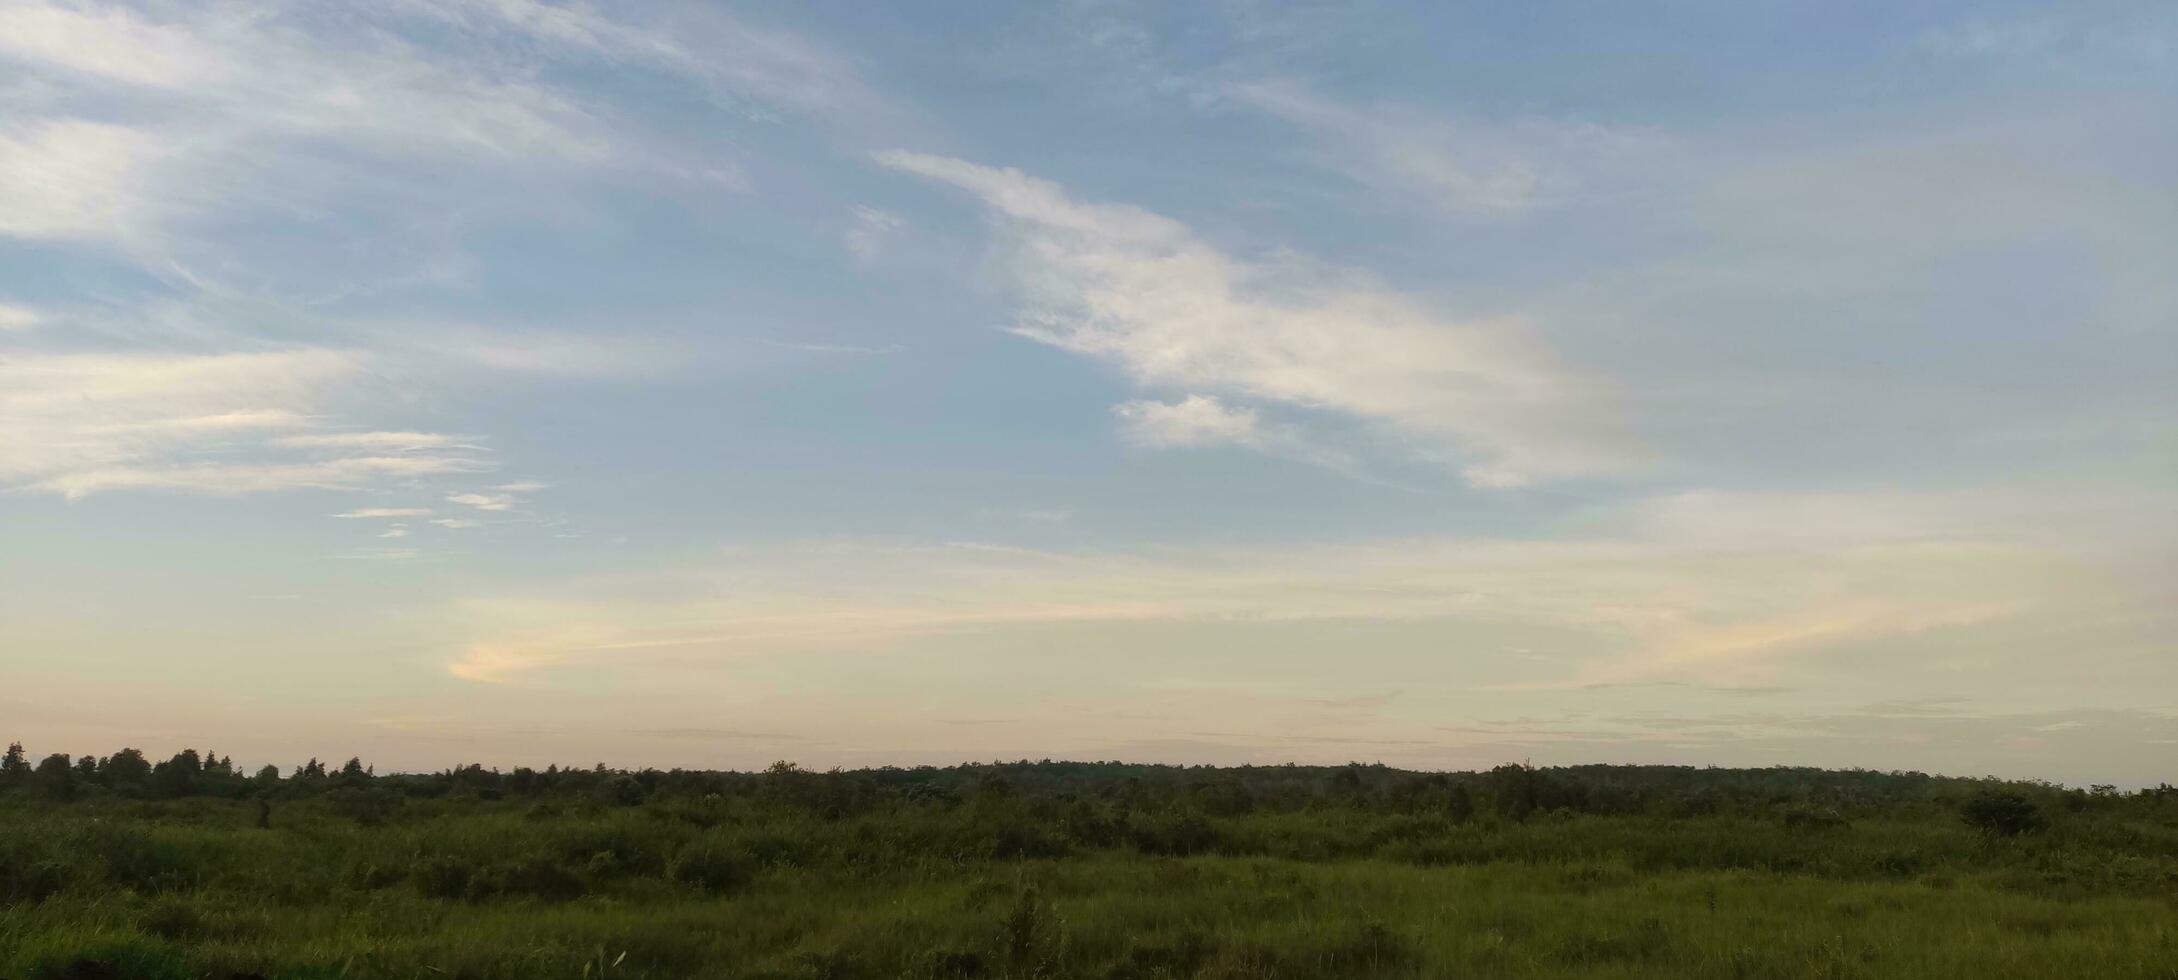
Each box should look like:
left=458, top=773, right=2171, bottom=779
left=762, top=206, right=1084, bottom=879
left=5, top=740, right=2171, bottom=834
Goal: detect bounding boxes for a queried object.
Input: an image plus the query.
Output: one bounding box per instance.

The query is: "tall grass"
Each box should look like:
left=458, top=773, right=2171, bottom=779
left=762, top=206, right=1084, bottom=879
left=3, top=773, right=2175, bottom=979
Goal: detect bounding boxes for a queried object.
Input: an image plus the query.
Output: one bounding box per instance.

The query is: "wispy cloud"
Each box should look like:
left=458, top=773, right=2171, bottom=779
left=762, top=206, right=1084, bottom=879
left=444, top=488, right=2166, bottom=684
left=1226, top=81, right=1668, bottom=214
left=276, top=432, right=474, bottom=452
left=37, top=456, right=491, bottom=499
left=0, top=349, right=499, bottom=498
left=1114, top=395, right=1260, bottom=449
left=0, top=118, right=162, bottom=244
left=880, top=151, right=1633, bottom=486
left=0, top=303, right=40, bottom=331
left=446, top=492, right=517, bottom=512
left=335, top=507, right=435, bottom=519
left=844, top=205, right=903, bottom=259
left=762, top=339, right=906, bottom=356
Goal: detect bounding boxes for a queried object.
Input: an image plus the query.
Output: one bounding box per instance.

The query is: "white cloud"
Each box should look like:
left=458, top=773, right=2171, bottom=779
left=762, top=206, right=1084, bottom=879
left=763, top=339, right=906, bottom=355
left=379, top=525, right=411, bottom=539
left=0, top=349, right=347, bottom=483
left=0, top=349, right=493, bottom=498
left=0, top=2, right=226, bottom=89
left=447, top=492, right=516, bottom=511
left=1227, top=81, right=1665, bottom=214
left=0, top=303, right=42, bottom=331
left=276, top=431, right=472, bottom=452
left=431, top=517, right=483, bottom=529
left=1114, top=395, right=1260, bottom=449
left=443, top=489, right=2168, bottom=684
left=35, top=456, right=489, bottom=499
left=397, top=0, right=874, bottom=118
left=879, top=151, right=1631, bottom=486
left=0, top=0, right=869, bottom=258
left=845, top=205, right=902, bottom=259
left=335, top=508, right=435, bottom=519
left=0, top=118, right=162, bottom=242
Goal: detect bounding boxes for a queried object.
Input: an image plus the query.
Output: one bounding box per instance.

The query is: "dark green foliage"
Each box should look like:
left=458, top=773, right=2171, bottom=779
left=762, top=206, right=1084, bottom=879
left=490, top=857, right=587, bottom=901
left=101, top=748, right=151, bottom=788
left=1962, top=790, right=2047, bottom=836
left=35, top=753, right=76, bottom=800
left=2, top=747, right=2175, bottom=978
left=412, top=854, right=478, bottom=900
left=1, top=741, right=29, bottom=788
left=669, top=847, right=753, bottom=894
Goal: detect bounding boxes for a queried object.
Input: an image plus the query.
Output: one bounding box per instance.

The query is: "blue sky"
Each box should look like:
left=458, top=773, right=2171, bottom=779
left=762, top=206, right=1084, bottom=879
left=1, top=1, right=2173, bottom=784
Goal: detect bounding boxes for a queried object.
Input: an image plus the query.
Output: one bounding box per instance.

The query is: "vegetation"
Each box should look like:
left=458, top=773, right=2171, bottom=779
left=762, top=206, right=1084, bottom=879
left=3, top=742, right=2175, bottom=979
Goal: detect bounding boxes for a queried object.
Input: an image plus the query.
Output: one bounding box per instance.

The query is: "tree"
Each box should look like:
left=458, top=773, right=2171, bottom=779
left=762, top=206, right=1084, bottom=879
left=1488, top=763, right=1540, bottom=822
left=254, top=764, right=282, bottom=786
left=35, top=752, right=75, bottom=800
left=1, top=742, right=29, bottom=788
left=75, top=755, right=98, bottom=780
left=104, top=748, right=151, bottom=788
left=153, top=749, right=204, bottom=796
left=336, top=757, right=371, bottom=788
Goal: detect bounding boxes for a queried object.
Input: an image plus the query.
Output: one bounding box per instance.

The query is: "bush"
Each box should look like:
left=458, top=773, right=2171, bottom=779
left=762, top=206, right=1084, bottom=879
left=412, top=855, right=477, bottom=900
left=491, top=858, right=586, bottom=901
left=0, top=838, right=70, bottom=903
left=670, top=847, right=753, bottom=894
left=1962, top=791, right=2047, bottom=837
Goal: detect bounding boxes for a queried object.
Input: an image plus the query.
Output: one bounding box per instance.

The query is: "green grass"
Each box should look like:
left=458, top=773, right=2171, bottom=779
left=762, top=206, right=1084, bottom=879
left=4, top=777, right=2176, bottom=979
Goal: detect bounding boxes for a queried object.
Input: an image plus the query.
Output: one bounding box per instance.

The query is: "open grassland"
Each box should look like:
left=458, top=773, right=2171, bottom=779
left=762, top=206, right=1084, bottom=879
left=3, top=762, right=2176, bottom=978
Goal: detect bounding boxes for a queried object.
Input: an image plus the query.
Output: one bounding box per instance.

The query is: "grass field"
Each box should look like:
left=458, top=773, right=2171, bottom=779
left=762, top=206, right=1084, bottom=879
left=3, top=760, right=2175, bottom=979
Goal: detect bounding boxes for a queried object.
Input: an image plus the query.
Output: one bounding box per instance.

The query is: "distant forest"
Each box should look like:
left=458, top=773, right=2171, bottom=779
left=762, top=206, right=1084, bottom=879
left=4, top=740, right=2170, bottom=831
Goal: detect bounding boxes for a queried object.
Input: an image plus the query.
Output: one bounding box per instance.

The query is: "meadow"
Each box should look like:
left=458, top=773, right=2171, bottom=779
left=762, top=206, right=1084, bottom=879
left=2, top=751, right=2175, bottom=979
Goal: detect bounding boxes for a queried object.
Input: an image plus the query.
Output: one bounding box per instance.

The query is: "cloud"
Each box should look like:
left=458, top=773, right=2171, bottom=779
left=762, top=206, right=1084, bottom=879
left=378, top=526, right=411, bottom=539
left=762, top=339, right=906, bottom=355
left=1920, top=10, right=2176, bottom=64
left=1114, top=395, right=1260, bottom=449
left=398, top=0, right=875, bottom=118
left=0, top=118, right=162, bottom=243
left=447, top=492, right=517, bottom=511
left=0, top=2, right=225, bottom=89
left=0, top=349, right=500, bottom=498
left=35, top=456, right=490, bottom=499
left=275, top=432, right=473, bottom=452
left=0, top=0, right=870, bottom=262
left=878, top=151, right=1631, bottom=486
left=845, top=205, right=903, bottom=259
left=335, top=507, right=434, bottom=519
left=431, top=518, right=482, bottom=529
left=1226, top=81, right=1667, bottom=214
left=443, top=488, right=2167, bottom=684
left=0, top=303, right=43, bottom=332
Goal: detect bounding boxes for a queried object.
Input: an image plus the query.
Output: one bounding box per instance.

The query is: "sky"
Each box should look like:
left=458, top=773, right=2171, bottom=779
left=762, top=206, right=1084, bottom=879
left=1, top=1, right=2173, bottom=786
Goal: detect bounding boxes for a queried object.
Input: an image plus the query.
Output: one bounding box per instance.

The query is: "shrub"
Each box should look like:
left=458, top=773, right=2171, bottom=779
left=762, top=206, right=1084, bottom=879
left=999, top=886, right=1061, bottom=978
left=1126, top=810, right=1219, bottom=856
left=0, top=838, right=70, bottom=903
left=1962, top=791, right=2047, bottom=836
left=411, top=855, right=477, bottom=900
left=670, top=847, right=753, bottom=894
left=491, top=858, right=586, bottom=901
